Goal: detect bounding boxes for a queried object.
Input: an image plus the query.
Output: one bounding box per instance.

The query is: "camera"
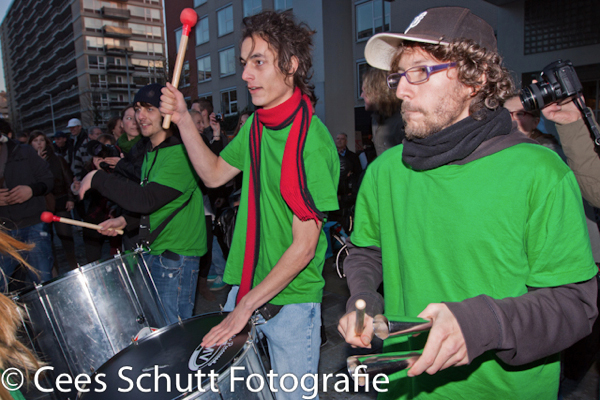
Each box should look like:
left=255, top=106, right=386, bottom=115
left=215, top=113, right=223, bottom=122
left=88, top=140, right=120, bottom=159
left=520, top=59, right=582, bottom=112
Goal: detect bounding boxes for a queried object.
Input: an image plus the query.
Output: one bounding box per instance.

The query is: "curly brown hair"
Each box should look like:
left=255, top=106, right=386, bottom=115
left=362, top=68, right=402, bottom=120
left=390, top=39, right=514, bottom=120
left=241, top=11, right=316, bottom=103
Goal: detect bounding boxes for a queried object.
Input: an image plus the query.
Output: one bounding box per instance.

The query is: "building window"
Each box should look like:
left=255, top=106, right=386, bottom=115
left=275, top=0, right=292, bottom=11
left=197, top=55, right=211, bottom=82
left=217, top=5, right=234, bottom=37
left=221, top=88, right=238, bottom=115
left=524, top=0, right=599, bottom=55
left=180, top=61, right=190, bottom=87
left=194, top=0, right=207, bottom=6
left=219, top=47, right=236, bottom=76
left=130, top=23, right=162, bottom=39
left=356, top=60, right=370, bottom=99
left=244, top=0, right=262, bottom=17
left=86, top=36, right=104, bottom=51
left=356, top=0, right=390, bottom=41
left=196, top=16, right=209, bottom=45
left=175, top=27, right=182, bottom=49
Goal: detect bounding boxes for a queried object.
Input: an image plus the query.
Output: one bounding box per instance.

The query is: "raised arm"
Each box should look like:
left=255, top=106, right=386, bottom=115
left=160, top=83, right=239, bottom=187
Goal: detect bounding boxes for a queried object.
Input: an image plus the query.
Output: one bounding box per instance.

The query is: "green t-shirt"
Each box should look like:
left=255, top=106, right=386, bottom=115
left=351, top=143, right=597, bottom=400
left=141, top=143, right=207, bottom=256
left=220, top=115, right=339, bottom=305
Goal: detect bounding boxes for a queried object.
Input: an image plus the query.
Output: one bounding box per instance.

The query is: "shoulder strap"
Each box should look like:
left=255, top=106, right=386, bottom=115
left=138, top=195, right=193, bottom=249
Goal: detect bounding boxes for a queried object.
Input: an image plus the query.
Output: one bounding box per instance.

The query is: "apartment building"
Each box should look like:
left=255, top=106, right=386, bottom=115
left=0, top=0, right=166, bottom=133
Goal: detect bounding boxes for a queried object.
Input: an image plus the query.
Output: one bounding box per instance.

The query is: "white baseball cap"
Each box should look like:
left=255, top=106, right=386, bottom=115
left=67, top=118, right=82, bottom=128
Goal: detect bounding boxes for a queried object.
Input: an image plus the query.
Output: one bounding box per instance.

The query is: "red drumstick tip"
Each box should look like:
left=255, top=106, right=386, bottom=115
left=40, top=211, right=55, bottom=223
left=180, top=8, right=198, bottom=28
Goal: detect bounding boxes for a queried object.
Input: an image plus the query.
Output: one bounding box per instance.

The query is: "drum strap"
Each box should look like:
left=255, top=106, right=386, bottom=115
left=138, top=195, right=192, bottom=249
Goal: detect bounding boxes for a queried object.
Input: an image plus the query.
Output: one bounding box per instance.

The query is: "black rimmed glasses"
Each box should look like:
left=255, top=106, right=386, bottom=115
left=386, top=62, right=458, bottom=89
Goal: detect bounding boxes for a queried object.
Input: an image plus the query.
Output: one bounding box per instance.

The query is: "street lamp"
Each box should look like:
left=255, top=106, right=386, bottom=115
left=44, top=91, right=56, bottom=134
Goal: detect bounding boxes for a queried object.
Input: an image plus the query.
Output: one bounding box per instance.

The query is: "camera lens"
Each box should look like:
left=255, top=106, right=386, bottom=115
left=520, top=81, right=556, bottom=111
left=519, top=87, right=538, bottom=112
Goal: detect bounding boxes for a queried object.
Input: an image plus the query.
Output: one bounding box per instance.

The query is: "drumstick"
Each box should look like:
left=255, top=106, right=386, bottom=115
left=355, top=299, right=366, bottom=336
left=162, top=8, right=198, bottom=129
left=40, top=212, right=124, bottom=235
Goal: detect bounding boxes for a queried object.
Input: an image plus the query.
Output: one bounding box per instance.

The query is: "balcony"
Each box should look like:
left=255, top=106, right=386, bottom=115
left=103, top=25, right=132, bottom=38
left=104, top=45, right=133, bottom=55
left=101, top=7, right=130, bottom=20
left=110, top=100, right=129, bottom=110
left=106, top=63, right=133, bottom=74
left=107, top=82, right=131, bottom=91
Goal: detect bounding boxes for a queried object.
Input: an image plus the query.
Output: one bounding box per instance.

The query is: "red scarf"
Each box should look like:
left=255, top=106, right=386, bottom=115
left=236, top=88, right=325, bottom=304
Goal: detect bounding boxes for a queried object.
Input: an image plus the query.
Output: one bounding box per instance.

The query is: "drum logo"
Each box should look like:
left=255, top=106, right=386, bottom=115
left=188, top=337, right=235, bottom=371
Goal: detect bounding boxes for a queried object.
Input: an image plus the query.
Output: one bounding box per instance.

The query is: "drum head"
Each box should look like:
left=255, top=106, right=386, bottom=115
left=79, top=312, right=250, bottom=399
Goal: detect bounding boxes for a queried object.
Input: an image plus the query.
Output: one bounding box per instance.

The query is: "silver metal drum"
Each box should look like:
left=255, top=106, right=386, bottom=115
left=15, top=251, right=168, bottom=380
left=78, top=313, right=274, bottom=400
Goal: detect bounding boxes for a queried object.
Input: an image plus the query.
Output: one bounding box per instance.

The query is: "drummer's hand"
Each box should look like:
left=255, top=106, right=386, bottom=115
left=407, top=303, right=469, bottom=377
left=79, top=170, right=98, bottom=200
left=97, top=216, right=126, bottom=236
left=201, top=302, right=254, bottom=348
left=338, top=311, right=373, bottom=348
left=160, top=83, right=189, bottom=125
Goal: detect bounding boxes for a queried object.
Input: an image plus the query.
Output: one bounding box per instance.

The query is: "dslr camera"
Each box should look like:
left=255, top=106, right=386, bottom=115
left=215, top=113, right=223, bottom=122
left=520, top=59, right=582, bottom=112
left=88, top=140, right=121, bottom=172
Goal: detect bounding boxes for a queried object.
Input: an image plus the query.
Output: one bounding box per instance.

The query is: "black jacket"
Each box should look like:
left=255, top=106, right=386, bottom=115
left=0, top=140, right=54, bottom=229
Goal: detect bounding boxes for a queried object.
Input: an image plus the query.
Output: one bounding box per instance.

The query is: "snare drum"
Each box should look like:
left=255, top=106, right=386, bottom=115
left=15, top=251, right=168, bottom=380
left=78, top=313, right=274, bottom=400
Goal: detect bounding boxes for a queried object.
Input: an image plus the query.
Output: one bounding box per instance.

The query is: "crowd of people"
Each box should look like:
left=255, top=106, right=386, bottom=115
left=1, top=7, right=600, bottom=400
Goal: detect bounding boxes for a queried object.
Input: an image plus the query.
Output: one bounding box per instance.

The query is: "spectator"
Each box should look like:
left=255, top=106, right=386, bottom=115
left=543, top=97, right=600, bottom=208
left=191, top=98, right=228, bottom=146
left=71, top=126, right=102, bottom=180
left=0, top=121, right=54, bottom=290
left=65, top=118, right=87, bottom=167
left=53, top=131, right=69, bottom=160
left=505, top=95, right=560, bottom=152
left=334, top=132, right=362, bottom=232
left=29, top=131, right=77, bottom=270
left=116, top=105, right=141, bottom=155
left=362, top=67, right=405, bottom=156
left=107, top=116, right=123, bottom=141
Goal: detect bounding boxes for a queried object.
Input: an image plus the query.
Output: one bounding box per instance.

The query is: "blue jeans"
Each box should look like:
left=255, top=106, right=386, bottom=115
left=208, top=236, right=226, bottom=277
left=0, top=222, right=53, bottom=292
left=225, top=286, right=321, bottom=400
left=143, top=252, right=200, bottom=325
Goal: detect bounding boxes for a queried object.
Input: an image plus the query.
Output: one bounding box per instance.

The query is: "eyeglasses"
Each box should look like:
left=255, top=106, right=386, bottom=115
left=386, top=62, right=457, bottom=89
left=509, top=111, right=534, bottom=119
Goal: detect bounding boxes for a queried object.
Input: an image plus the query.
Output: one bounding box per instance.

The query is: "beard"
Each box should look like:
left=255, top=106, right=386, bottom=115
left=402, top=84, right=471, bottom=140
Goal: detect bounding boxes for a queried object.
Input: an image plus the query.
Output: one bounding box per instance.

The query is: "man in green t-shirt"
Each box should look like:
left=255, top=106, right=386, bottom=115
left=160, top=11, right=339, bottom=399
left=79, top=84, right=207, bottom=325
left=337, top=7, right=598, bottom=400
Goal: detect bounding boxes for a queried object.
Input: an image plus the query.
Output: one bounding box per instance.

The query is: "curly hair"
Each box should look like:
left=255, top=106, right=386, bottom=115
left=241, top=11, right=316, bottom=103
left=390, top=39, right=514, bottom=120
left=362, top=68, right=402, bottom=120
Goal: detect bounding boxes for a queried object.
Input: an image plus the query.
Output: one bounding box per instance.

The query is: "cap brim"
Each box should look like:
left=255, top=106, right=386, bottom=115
left=364, top=33, right=449, bottom=71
